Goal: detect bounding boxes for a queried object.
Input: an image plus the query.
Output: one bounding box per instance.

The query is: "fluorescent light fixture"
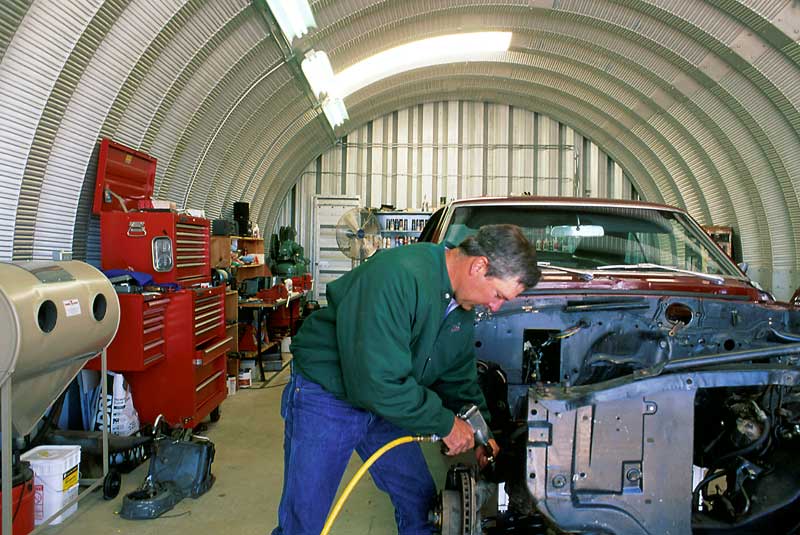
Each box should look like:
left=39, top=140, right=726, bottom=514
left=300, top=50, right=348, bottom=128
left=266, top=0, right=316, bottom=42
left=321, top=97, right=348, bottom=128
left=301, top=49, right=338, bottom=100
left=335, top=31, right=512, bottom=97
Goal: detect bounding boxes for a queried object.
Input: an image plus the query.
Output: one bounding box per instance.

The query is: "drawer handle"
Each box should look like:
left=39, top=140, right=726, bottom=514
left=177, top=275, right=206, bottom=282
left=143, top=353, right=165, bottom=366
left=194, top=311, right=219, bottom=329
left=143, top=315, right=164, bottom=326
left=194, top=309, right=220, bottom=322
left=204, top=336, right=233, bottom=355
left=195, top=323, right=218, bottom=337
left=127, top=221, right=146, bottom=237
left=195, top=371, right=223, bottom=392
left=143, top=324, right=164, bottom=335
left=195, top=301, right=219, bottom=312
left=143, top=339, right=164, bottom=352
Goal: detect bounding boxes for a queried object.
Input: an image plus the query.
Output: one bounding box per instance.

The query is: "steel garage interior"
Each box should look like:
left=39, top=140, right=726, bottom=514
left=3, top=1, right=800, bottom=534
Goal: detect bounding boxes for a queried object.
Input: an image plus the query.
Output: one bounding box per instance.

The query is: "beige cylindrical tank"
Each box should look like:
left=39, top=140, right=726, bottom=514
left=0, top=261, right=120, bottom=436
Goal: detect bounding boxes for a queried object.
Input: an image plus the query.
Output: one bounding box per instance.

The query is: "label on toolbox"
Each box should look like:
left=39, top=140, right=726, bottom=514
left=63, top=298, right=81, bottom=317
left=63, top=465, right=78, bottom=491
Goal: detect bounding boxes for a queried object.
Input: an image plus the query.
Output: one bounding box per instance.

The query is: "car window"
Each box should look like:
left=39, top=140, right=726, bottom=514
left=440, top=204, right=741, bottom=276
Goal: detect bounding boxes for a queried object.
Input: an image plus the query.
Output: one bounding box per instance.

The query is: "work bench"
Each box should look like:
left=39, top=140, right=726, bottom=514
left=237, top=291, right=305, bottom=382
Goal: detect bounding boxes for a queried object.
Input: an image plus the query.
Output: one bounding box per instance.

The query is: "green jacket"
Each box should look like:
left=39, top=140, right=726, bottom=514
left=291, top=242, right=488, bottom=437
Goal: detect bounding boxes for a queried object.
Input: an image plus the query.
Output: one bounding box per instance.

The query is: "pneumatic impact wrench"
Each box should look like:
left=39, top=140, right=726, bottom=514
left=438, top=404, right=495, bottom=464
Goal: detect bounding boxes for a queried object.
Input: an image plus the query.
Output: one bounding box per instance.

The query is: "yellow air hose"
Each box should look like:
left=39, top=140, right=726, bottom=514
left=320, top=434, right=438, bottom=535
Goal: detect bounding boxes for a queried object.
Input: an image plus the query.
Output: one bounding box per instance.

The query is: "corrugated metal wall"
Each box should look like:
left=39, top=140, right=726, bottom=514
left=274, top=100, right=637, bottom=271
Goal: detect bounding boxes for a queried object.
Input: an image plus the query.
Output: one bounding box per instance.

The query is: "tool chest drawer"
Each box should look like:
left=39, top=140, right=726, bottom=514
left=194, top=336, right=233, bottom=368
left=192, top=286, right=225, bottom=347
left=194, top=359, right=226, bottom=409
left=87, top=293, right=169, bottom=371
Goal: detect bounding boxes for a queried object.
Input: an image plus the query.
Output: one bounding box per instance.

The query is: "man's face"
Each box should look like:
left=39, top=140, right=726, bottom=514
left=456, top=258, right=525, bottom=312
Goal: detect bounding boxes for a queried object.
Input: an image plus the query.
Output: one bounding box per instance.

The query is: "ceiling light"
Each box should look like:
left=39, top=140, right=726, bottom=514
left=265, top=0, right=316, bottom=42
left=335, top=32, right=512, bottom=97
left=321, top=97, right=348, bottom=128
left=301, top=49, right=337, bottom=100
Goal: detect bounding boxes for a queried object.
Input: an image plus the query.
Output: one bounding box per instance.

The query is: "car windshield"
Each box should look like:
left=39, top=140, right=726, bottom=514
left=441, top=203, right=741, bottom=277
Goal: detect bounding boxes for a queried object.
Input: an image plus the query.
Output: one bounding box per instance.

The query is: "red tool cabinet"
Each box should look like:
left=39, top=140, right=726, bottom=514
left=93, top=137, right=211, bottom=286
left=126, top=287, right=231, bottom=428
left=100, top=211, right=211, bottom=285
left=91, top=138, right=227, bottom=429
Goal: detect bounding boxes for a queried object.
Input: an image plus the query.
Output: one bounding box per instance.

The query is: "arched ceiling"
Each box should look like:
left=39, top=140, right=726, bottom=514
left=1, top=0, right=799, bottom=294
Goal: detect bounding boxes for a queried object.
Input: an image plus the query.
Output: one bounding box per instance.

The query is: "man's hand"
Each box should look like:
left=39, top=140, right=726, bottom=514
left=442, top=416, right=475, bottom=455
left=476, top=438, right=500, bottom=468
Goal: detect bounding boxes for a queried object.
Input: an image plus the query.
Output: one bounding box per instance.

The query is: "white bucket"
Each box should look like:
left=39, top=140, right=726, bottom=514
left=280, top=336, right=292, bottom=354
left=20, top=445, right=81, bottom=525
left=238, top=370, right=252, bottom=388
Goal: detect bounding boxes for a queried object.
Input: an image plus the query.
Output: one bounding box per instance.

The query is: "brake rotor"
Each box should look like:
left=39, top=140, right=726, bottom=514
left=460, top=470, right=476, bottom=535
left=434, top=468, right=479, bottom=535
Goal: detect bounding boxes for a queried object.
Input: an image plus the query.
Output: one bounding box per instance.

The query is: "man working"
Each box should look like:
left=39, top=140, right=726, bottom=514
left=272, top=224, right=540, bottom=535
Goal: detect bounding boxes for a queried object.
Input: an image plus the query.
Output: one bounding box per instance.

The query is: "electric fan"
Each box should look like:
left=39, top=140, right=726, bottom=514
left=334, top=207, right=381, bottom=267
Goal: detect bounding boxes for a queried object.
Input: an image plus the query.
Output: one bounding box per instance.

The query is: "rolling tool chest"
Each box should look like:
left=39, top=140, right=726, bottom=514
left=126, top=287, right=231, bottom=428
left=92, top=138, right=228, bottom=428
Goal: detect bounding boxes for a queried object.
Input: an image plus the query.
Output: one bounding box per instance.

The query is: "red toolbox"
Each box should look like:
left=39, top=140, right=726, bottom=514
left=90, top=138, right=227, bottom=429
left=93, top=137, right=211, bottom=286
left=126, top=286, right=231, bottom=428
left=86, top=292, right=170, bottom=371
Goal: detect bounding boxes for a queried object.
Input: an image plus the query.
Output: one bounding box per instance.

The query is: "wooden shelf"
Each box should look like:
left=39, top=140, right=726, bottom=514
left=225, top=289, right=238, bottom=354
left=211, top=235, right=269, bottom=278
left=239, top=340, right=280, bottom=358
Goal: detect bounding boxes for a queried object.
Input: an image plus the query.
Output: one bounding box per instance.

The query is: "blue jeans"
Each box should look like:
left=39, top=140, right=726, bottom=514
left=272, top=372, right=436, bottom=535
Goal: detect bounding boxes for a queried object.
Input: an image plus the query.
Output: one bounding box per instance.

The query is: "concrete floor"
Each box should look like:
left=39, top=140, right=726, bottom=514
left=39, top=364, right=459, bottom=535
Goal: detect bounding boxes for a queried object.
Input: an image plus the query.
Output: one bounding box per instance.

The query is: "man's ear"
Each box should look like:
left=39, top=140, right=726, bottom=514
left=469, top=256, right=489, bottom=276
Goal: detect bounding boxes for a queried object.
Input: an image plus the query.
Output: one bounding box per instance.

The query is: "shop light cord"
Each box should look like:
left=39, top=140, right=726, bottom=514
left=320, top=434, right=438, bottom=535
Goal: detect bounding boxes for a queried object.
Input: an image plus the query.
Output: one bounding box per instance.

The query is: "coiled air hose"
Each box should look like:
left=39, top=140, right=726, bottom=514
left=320, top=434, right=438, bottom=535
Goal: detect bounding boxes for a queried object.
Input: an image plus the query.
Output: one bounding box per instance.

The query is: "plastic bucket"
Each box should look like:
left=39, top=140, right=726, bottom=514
left=0, top=464, right=34, bottom=535
left=20, top=446, right=80, bottom=525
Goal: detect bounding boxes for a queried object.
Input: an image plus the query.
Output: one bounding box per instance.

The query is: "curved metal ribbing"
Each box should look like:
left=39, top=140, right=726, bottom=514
left=70, top=0, right=213, bottom=261
left=12, top=0, right=128, bottom=260
left=146, top=3, right=263, bottom=201
left=0, top=0, right=796, bottom=297
left=270, top=0, right=794, bottom=290
left=0, top=1, right=32, bottom=62
left=215, top=78, right=309, bottom=217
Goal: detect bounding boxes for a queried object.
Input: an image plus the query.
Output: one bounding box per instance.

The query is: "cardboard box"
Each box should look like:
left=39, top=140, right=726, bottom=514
left=151, top=199, right=176, bottom=210
left=226, top=357, right=240, bottom=378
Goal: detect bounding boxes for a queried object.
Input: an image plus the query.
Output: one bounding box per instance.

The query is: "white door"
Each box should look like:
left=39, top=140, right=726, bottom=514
left=312, top=195, right=360, bottom=304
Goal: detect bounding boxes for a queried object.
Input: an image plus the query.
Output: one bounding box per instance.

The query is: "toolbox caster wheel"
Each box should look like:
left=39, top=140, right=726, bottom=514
left=210, top=407, right=221, bottom=423
left=103, top=470, right=121, bottom=500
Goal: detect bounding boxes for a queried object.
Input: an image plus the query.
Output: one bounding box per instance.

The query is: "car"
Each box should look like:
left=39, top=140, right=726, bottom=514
left=421, top=197, right=800, bottom=535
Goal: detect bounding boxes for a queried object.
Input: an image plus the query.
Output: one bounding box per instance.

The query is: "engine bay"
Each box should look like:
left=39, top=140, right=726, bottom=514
left=434, top=292, right=800, bottom=534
